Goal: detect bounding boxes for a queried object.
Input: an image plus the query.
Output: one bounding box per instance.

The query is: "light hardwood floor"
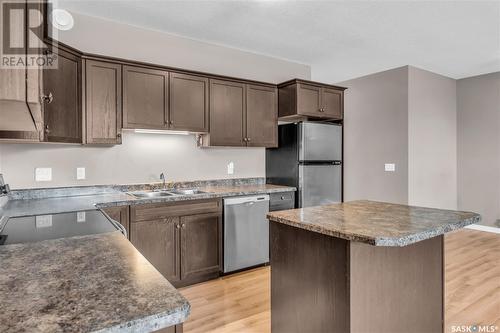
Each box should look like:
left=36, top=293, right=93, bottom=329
left=180, top=229, right=500, bottom=333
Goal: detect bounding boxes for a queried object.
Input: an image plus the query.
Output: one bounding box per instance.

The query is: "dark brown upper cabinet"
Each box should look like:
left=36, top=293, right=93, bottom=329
left=278, top=79, right=346, bottom=121
left=84, top=59, right=123, bottom=144
left=208, top=79, right=246, bottom=146
left=322, top=87, right=343, bottom=119
left=122, top=66, right=169, bottom=130
left=246, top=84, right=278, bottom=148
left=42, top=44, right=83, bottom=143
left=169, top=73, right=209, bottom=132
left=202, top=79, right=277, bottom=147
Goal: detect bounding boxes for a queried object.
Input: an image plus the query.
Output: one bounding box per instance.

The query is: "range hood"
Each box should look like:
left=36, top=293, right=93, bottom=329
left=0, top=99, right=43, bottom=141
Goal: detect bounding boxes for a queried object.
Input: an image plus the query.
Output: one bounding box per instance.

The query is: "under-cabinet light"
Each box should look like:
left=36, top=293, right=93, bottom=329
left=133, top=129, right=191, bottom=136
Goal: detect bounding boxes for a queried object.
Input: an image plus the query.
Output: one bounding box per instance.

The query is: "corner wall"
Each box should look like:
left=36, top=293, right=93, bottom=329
left=339, top=66, right=409, bottom=204
left=408, top=67, right=457, bottom=209
left=0, top=12, right=311, bottom=189
left=457, top=72, right=500, bottom=227
left=337, top=66, right=458, bottom=209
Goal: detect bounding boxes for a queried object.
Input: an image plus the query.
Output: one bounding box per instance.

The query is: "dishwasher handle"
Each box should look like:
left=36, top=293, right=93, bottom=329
left=224, top=195, right=270, bottom=206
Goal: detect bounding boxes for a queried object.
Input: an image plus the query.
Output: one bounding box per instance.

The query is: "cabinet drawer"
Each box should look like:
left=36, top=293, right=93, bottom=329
left=131, top=199, right=222, bottom=222
left=270, top=192, right=295, bottom=211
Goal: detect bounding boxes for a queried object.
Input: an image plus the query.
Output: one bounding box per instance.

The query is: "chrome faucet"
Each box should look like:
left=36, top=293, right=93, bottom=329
left=159, top=173, right=166, bottom=190
left=0, top=174, right=10, bottom=195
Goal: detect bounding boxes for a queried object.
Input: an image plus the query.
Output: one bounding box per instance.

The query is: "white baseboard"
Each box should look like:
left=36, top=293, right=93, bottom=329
left=465, top=224, right=500, bottom=234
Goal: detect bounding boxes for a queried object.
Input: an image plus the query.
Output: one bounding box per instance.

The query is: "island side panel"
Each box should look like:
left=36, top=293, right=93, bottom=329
left=270, top=221, right=349, bottom=333
left=349, top=235, right=444, bottom=333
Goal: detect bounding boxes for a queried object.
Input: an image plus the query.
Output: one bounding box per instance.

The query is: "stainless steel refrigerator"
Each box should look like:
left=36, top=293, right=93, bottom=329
left=266, top=122, right=342, bottom=208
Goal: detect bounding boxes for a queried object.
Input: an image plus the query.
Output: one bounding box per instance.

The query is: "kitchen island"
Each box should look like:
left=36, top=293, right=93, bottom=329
left=267, top=200, right=480, bottom=333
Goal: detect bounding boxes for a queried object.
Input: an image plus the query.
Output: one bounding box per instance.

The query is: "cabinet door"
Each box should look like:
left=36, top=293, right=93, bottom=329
left=297, top=83, right=322, bottom=117
left=0, top=0, right=42, bottom=140
left=246, top=84, right=278, bottom=147
left=169, top=73, right=208, bottom=132
left=85, top=60, right=122, bottom=144
left=130, top=217, right=181, bottom=283
left=321, top=87, right=343, bottom=119
left=180, top=213, right=221, bottom=281
left=209, top=79, right=245, bottom=146
left=43, top=47, right=82, bottom=143
left=123, top=66, right=168, bottom=129
left=102, top=205, right=130, bottom=238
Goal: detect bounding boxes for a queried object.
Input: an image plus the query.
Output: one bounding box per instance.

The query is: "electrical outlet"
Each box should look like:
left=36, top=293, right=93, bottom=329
left=227, top=162, right=234, bottom=175
left=385, top=163, right=396, bottom=172
left=35, top=215, right=52, bottom=228
left=76, top=167, right=86, bottom=180
left=35, top=168, right=52, bottom=181
left=77, top=211, right=86, bottom=223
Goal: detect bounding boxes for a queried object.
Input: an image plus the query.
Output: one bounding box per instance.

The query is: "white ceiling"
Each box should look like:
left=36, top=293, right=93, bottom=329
left=55, top=0, right=500, bottom=83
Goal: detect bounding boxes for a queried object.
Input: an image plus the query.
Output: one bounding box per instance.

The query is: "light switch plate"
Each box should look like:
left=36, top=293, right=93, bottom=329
left=76, top=167, right=86, bottom=180
left=35, top=168, right=52, bottom=181
left=385, top=163, right=396, bottom=172
left=227, top=162, right=234, bottom=175
left=77, top=211, right=86, bottom=223
left=35, top=215, right=52, bottom=228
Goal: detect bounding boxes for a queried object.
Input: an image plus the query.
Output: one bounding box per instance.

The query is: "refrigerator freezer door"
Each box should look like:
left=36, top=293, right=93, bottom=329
left=299, top=122, right=342, bottom=161
left=299, top=164, right=342, bottom=207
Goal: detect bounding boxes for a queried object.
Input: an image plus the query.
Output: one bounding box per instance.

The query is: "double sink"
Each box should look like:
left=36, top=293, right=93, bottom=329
left=128, top=188, right=207, bottom=199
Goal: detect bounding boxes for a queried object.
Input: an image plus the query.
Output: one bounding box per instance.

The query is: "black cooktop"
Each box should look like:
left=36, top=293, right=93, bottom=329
left=0, top=210, right=118, bottom=246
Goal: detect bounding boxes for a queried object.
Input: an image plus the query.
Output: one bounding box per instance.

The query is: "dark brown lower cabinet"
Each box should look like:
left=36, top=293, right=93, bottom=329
left=130, top=199, right=222, bottom=287
left=180, top=213, right=221, bottom=282
left=130, top=217, right=181, bottom=284
left=102, top=205, right=130, bottom=238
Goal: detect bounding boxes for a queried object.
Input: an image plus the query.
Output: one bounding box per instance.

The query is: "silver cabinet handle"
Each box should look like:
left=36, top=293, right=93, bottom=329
left=181, top=223, right=186, bottom=228
left=176, top=224, right=181, bottom=229
left=41, top=92, right=53, bottom=104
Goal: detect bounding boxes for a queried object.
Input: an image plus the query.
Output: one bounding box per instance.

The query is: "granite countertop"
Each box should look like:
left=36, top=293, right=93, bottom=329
left=0, top=232, right=190, bottom=333
left=1, top=183, right=295, bottom=219
left=0, top=180, right=294, bottom=332
left=267, top=200, right=481, bottom=246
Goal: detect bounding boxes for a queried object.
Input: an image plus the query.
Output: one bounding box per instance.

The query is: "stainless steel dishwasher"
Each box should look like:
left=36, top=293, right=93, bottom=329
left=223, top=194, right=270, bottom=273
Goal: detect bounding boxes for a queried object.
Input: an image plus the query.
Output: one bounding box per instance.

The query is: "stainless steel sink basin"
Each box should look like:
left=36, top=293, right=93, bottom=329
left=128, top=190, right=176, bottom=198
left=168, top=188, right=206, bottom=195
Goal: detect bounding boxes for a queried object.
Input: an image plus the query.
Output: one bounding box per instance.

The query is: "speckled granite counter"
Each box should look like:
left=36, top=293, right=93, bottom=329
left=1, top=183, right=294, bottom=219
left=267, top=200, right=480, bottom=246
left=0, top=232, right=189, bottom=332
left=0, top=178, right=294, bottom=333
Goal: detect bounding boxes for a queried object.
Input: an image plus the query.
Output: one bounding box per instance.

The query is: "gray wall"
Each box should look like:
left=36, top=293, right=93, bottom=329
left=339, top=66, right=409, bottom=204
left=457, top=72, right=500, bottom=227
left=0, top=12, right=310, bottom=189
left=338, top=66, right=459, bottom=209
left=408, top=67, right=457, bottom=209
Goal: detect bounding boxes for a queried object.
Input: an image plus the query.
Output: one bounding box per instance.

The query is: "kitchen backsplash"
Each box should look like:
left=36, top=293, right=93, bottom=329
left=0, top=132, right=265, bottom=189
